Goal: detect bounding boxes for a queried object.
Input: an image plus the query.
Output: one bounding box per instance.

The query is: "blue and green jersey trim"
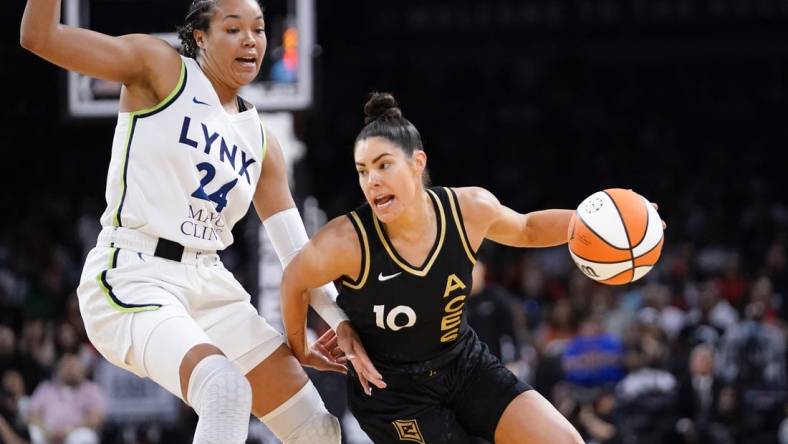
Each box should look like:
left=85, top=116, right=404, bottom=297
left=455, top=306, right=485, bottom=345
left=96, top=248, right=162, bottom=313
left=113, top=60, right=188, bottom=227
left=260, top=121, right=269, bottom=163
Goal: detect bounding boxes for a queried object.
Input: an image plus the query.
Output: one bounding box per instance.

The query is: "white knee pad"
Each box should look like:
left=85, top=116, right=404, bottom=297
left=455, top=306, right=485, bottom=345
left=135, top=311, right=213, bottom=399
left=287, top=413, right=341, bottom=444
left=188, top=355, right=253, bottom=444
left=259, top=381, right=341, bottom=444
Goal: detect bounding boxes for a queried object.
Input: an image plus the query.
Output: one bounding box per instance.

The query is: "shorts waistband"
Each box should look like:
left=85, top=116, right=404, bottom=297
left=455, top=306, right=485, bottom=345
left=97, top=227, right=217, bottom=264
left=361, top=330, right=475, bottom=381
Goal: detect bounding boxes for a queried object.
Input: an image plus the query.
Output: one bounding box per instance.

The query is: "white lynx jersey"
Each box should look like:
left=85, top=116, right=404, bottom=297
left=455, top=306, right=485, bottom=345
left=99, top=56, right=267, bottom=251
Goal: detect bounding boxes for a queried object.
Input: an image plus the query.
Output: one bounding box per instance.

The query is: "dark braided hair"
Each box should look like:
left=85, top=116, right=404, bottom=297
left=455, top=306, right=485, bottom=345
left=177, top=0, right=264, bottom=59
left=177, top=0, right=217, bottom=59
left=356, top=92, right=430, bottom=185
left=357, top=92, right=423, bottom=156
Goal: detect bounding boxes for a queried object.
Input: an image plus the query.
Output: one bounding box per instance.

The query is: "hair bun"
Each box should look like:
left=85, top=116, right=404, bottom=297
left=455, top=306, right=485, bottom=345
left=363, top=92, right=403, bottom=125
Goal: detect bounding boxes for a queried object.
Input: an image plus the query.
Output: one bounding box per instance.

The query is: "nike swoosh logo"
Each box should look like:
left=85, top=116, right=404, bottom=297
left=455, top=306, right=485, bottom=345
left=378, top=272, right=402, bottom=282
left=193, top=97, right=210, bottom=106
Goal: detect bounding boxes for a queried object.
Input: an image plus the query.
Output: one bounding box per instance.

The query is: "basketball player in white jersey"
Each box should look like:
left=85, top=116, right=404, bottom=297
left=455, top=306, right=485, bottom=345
left=20, top=1, right=364, bottom=442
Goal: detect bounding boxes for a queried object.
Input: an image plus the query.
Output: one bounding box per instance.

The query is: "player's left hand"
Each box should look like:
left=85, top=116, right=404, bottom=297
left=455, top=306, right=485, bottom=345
left=302, top=329, right=348, bottom=374
left=628, top=189, right=666, bottom=230
left=651, top=202, right=667, bottom=229
left=336, top=321, right=386, bottom=395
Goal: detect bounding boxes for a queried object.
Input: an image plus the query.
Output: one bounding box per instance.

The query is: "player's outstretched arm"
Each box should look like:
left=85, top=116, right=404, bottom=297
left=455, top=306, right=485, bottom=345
left=254, top=132, right=350, bottom=331
left=280, top=217, right=385, bottom=392
left=454, top=186, right=574, bottom=248
left=279, top=217, right=358, bottom=366
left=20, top=0, right=177, bottom=86
left=252, top=132, right=297, bottom=220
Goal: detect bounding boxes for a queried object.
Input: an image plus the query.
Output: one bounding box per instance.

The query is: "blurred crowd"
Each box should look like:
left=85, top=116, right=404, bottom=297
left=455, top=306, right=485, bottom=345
left=1, top=186, right=786, bottom=444
left=472, top=234, right=787, bottom=444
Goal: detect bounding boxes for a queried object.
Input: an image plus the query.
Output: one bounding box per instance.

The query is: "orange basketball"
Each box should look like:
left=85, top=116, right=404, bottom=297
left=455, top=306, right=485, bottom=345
left=568, top=189, right=664, bottom=285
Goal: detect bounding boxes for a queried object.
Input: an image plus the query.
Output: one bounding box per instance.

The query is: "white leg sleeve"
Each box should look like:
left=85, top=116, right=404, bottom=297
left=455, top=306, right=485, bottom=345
left=259, top=381, right=341, bottom=444
left=263, top=207, right=349, bottom=330
left=188, top=355, right=253, bottom=444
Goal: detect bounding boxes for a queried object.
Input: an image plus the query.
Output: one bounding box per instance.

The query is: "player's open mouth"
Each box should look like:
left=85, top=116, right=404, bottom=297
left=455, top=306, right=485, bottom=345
left=374, top=194, right=395, bottom=209
left=235, top=57, right=256, bottom=68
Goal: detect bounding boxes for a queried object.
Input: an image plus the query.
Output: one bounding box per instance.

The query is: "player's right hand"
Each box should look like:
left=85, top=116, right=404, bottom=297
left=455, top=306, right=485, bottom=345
left=301, top=329, right=348, bottom=374
left=336, top=321, right=387, bottom=395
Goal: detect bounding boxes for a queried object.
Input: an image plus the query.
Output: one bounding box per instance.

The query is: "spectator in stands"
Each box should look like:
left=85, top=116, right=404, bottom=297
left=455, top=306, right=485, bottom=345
left=27, top=353, right=106, bottom=444
left=468, top=254, right=523, bottom=364
left=0, top=326, right=16, bottom=379
left=718, top=281, right=785, bottom=389
left=15, top=320, right=52, bottom=394
left=615, top=342, right=678, bottom=444
left=675, top=343, right=729, bottom=443
left=0, top=369, right=30, bottom=444
left=575, top=389, right=618, bottom=444
left=762, top=243, right=786, bottom=320
left=534, top=298, right=578, bottom=402
left=561, top=315, right=625, bottom=390
left=717, top=283, right=786, bottom=443
left=536, top=298, right=577, bottom=356
left=51, top=322, right=96, bottom=379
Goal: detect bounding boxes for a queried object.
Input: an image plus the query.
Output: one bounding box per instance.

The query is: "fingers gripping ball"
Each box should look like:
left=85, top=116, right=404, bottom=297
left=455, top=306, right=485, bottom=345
left=568, top=189, right=664, bottom=285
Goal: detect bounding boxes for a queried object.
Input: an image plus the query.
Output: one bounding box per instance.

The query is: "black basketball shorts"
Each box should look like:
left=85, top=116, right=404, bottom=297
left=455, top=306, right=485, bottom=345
left=347, top=336, right=531, bottom=443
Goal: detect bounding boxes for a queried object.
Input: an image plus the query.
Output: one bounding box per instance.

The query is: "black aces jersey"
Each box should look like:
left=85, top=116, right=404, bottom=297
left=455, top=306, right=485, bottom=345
left=337, top=187, right=478, bottom=373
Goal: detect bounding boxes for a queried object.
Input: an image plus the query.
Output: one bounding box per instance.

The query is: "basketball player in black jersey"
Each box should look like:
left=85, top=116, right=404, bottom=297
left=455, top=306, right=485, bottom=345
left=281, top=93, right=584, bottom=444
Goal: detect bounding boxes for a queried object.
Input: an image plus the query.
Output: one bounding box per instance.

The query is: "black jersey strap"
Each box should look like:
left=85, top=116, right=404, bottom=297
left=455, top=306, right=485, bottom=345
left=341, top=211, right=371, bottom=289
left=445, top=187, right=478, bottom=265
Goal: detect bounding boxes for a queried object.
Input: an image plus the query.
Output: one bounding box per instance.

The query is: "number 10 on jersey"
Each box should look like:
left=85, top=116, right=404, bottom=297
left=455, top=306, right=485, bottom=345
left=373, top=305, right=417, bottom=331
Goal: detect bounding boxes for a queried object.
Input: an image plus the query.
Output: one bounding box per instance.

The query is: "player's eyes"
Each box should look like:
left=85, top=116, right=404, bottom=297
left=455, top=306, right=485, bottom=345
left=256, top=28, right=265, bottom=34
left=357, top=170, right=367, bottom=176
left=227, top=28, right=240, bottom=34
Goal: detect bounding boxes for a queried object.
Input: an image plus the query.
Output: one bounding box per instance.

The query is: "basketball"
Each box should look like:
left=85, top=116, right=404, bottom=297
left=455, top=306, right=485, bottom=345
left=568, top=189, right=664, bottom=285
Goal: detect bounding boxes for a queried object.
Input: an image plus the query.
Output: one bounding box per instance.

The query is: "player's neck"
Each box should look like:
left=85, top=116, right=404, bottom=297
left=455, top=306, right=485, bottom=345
left=385, top=189, right=435, bottom=245
left=198, top=58, right=241, bottom=113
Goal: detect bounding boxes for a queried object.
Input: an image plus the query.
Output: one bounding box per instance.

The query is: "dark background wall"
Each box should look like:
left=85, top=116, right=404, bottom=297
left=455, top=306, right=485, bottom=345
left=2, top=2, right=788, bottom=443
left=2, top=0, right=786, bottom=254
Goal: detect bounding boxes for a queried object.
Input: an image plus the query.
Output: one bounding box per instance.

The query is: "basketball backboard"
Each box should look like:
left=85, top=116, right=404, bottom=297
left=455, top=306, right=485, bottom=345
left=63, top=0, right=314, bottom=117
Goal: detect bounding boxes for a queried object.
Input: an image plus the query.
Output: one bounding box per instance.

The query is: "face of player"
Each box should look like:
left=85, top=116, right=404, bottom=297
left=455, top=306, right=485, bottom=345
left=194, top=0, right=267, bottom=88
left=355, top=137, right=427, bottom=223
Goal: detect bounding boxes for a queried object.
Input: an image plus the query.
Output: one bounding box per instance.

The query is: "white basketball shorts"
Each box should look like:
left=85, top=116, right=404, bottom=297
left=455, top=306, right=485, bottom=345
left=76, top=227, right=285, bottom=398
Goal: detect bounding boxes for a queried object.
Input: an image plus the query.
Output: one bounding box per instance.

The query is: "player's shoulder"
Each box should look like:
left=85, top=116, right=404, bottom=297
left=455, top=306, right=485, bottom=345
left=120, top=34, right=179, bottom=62
left=308, top=214, right=364, bottom=277
left=326, top=213, right=357, bottom=235
left=120, top=33, right=173, bottom=47
left=311, top=214, right=358, bottom=249
left=119, top=34, right=181, bottom=90
left=450, top=186, right=501, bottom=215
